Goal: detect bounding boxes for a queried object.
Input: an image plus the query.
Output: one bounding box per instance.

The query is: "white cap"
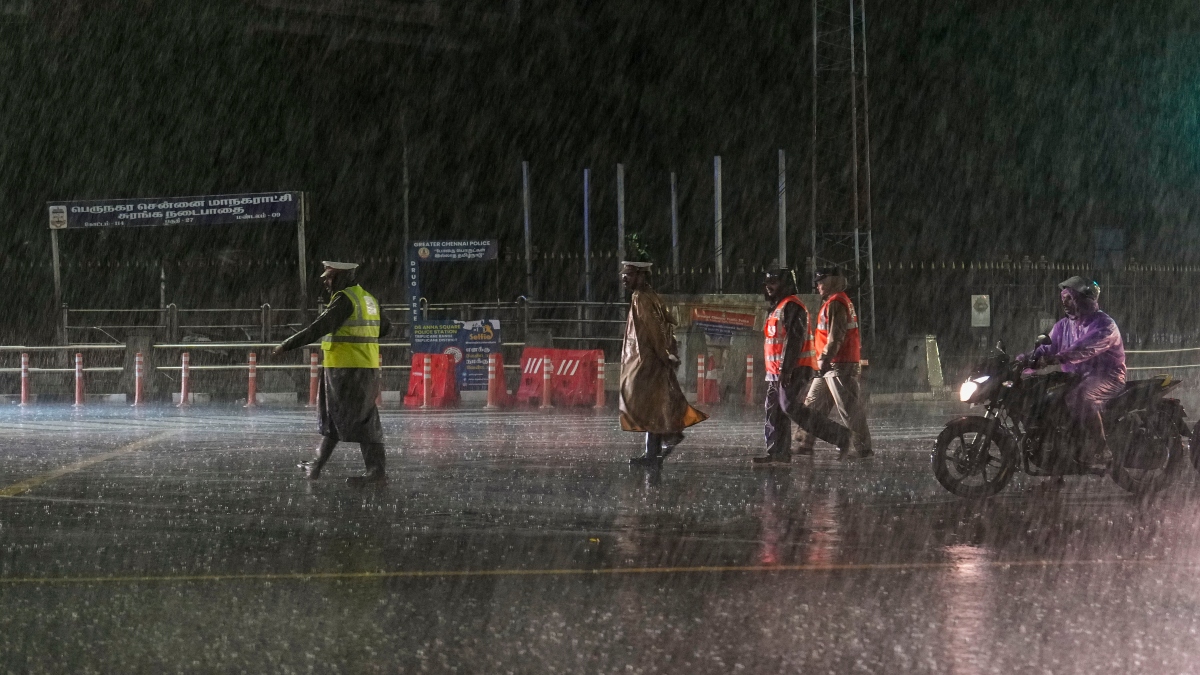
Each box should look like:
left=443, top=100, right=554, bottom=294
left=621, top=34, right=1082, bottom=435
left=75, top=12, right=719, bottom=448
left=621, top=261, right=653, bottom=269
left=321, top=261, right=359, bottom=271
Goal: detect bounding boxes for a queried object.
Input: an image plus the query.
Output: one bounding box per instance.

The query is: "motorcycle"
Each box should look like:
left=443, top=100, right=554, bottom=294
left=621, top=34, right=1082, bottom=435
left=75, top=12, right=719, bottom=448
left=933, top=336, right=1190, bottom=497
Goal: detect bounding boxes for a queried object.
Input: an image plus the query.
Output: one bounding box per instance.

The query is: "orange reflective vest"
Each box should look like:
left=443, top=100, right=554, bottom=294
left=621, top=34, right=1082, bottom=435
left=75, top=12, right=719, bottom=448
left=764, top=295, right=819, bottom=378
left=815, top=291, right=861, bottom=363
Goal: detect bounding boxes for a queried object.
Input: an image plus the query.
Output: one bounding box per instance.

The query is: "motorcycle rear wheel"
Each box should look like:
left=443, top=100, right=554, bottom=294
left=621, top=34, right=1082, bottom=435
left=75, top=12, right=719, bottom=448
left=933, top=417, right=1018, bottom=499
left=1110, top=427, right=1181, bottom=496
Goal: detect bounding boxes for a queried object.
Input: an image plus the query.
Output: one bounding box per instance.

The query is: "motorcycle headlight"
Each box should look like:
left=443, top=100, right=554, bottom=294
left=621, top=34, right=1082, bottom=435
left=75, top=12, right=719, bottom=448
left=958, top=375, right=990, bottom=402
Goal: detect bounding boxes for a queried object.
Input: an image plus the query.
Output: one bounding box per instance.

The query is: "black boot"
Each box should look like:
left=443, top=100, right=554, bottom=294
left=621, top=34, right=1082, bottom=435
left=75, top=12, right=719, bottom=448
left=347, top=443, right=388, bottom=486
left=660, top=432, right=685, bottom=458
left=298, top=436, right=338, bottom=479
left=630, top=433, right=663, bottom=466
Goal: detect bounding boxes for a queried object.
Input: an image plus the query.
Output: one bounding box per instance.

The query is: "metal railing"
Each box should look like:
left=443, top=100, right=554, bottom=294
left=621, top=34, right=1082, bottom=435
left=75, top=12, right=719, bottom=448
left=63, top=299, right=628, bottom=350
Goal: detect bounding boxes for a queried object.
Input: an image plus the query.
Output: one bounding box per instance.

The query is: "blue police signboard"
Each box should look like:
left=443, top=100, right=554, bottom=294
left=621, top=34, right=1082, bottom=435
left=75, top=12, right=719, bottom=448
left=48, top=192, right=300, bottom=229
left=407, top=240, right=498, bottom=324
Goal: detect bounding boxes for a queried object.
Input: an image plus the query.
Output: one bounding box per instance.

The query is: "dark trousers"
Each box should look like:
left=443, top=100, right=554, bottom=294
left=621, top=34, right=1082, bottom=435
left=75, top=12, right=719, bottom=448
left=765, top=378, right=850, bottom=457
left=312, top=434, right=387, bottom=474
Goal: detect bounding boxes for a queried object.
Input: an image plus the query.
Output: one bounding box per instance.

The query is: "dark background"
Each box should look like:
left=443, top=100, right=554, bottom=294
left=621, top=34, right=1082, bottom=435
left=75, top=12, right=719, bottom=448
left=2, top=0, right=1198, bottom=351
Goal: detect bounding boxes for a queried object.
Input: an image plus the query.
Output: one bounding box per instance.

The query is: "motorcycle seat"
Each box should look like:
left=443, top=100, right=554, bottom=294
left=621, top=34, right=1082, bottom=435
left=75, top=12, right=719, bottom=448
left=1105, top=376, right=1170, bottom=409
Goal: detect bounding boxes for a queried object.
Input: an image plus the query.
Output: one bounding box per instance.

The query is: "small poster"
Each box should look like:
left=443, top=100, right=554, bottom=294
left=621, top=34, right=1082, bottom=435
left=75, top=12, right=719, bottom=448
left=971, top=295, right=991, bottom=328
left=411, top=319, right=501, bottom=391
left=458, top=320, right=502, bottom=391
left=691, top=307, right=753, bottom=338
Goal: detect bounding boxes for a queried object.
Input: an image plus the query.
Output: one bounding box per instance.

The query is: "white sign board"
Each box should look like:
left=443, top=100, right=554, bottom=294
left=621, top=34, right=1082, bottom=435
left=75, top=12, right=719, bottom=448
left=971, top=295, right=991, bottom=328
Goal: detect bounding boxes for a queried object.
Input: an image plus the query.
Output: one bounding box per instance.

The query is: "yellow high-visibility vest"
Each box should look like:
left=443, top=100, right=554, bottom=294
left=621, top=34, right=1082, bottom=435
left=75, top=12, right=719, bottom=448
left=321, top=285, right=381, bottom=368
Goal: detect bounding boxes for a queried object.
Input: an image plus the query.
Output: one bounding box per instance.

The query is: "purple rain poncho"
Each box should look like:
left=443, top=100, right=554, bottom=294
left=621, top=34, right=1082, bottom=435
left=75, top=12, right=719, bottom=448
left=1027, top=298, right=1126, bottom=420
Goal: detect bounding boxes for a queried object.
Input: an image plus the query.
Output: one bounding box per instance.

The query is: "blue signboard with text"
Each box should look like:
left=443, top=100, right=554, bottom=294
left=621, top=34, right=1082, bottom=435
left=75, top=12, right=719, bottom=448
left=48, top=192, right=300, bottom=229
left=411, top=319, right=502, bottom=391
left=407, top=240, right=498, bottom=324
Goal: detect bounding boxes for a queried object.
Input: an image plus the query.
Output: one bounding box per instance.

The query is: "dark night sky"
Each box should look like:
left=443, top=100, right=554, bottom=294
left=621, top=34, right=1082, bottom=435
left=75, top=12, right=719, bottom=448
left=1, top=0, right=1198, bottom=339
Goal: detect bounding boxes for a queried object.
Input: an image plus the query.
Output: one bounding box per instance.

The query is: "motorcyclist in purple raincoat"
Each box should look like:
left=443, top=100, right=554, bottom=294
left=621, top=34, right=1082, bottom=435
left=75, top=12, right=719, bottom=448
left=1021, top=276, right=1126, bottom=467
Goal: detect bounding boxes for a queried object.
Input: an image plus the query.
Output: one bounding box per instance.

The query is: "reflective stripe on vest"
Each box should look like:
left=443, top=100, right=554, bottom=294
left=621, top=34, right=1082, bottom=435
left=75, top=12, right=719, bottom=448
left=321, top=285, right=381, bottom=368
left=815, top=292, right=862, bottom=364
left=763, top=295, right=819, bottom=378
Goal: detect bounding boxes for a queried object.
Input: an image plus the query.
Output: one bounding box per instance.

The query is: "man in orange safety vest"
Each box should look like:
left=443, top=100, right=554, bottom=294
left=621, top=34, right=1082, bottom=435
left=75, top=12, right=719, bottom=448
left=792, top=267, right=874, bottom=459
left=753, top=268, right=850, bottom=464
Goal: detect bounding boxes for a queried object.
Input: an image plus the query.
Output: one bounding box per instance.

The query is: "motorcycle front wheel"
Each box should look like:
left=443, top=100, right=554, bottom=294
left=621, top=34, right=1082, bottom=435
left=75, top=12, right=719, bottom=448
left=932, top=417, right=1018, bottom=499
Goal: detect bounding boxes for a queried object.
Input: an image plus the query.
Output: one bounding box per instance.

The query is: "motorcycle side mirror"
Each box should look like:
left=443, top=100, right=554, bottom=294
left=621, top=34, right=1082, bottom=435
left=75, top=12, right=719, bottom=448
left=1036, top=334, right=1052, bottom=347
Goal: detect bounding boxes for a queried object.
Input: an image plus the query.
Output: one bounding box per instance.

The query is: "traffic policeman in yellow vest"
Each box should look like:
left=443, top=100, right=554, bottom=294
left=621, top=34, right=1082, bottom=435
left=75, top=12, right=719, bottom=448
left=753, top=268, right=850, bottom=464
left=273, top=261, right=392, bottom=485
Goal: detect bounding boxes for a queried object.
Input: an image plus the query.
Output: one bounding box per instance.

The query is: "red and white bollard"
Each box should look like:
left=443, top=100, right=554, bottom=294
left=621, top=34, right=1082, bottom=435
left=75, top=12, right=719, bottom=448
left=132, top=352, right=144, bottom=406
left=696, top=353, right=707, bottom=404
left=73, top=353, right=84, bottom=407
left=375, top=352, right=384, bottom=408
left=177, top=352, right=191, bottom=407
left=486, top=353, right=500, bottom=409
left=307, top=352, right=319, bottom=407
left=594, top=354, right=606, bottom=408
left=744, top=354, right=755, bottom=406
left=421, top=354, right=433, bottom=408
left=245, top=352, right=258, bottom=408
left=540, top=355, right=553, bottom=409
left=19, top=352, right=29, bottom=407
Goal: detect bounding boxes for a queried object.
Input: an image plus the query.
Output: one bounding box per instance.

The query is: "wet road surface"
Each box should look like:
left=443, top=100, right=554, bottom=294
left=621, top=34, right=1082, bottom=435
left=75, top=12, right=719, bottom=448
left=3, top=403, right=1200, bottom=673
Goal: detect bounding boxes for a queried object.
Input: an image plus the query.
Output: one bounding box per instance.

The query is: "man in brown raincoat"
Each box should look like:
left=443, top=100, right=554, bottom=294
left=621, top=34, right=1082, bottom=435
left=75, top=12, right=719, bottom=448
left=619, top=261, right=707, bottom=466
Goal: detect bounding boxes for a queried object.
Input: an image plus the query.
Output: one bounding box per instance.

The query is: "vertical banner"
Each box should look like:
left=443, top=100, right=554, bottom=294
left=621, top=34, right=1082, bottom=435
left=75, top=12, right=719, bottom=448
left=411, top=321, right=463, bottom=384
left=411, top=319, right=502, bottom=392
left=458, top=320, right=502, bottom=391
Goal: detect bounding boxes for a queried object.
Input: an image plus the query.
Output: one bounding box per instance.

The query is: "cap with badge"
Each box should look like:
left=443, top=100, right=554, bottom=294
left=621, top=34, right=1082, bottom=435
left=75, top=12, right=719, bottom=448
left=320, top=261, right=359, bottom=278
left=621, top=261, right=653, bottom=269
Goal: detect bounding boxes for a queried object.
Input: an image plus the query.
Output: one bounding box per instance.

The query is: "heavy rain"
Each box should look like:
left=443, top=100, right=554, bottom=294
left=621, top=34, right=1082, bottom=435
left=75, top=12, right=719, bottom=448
left=2, top=2, right=1200, bottom=673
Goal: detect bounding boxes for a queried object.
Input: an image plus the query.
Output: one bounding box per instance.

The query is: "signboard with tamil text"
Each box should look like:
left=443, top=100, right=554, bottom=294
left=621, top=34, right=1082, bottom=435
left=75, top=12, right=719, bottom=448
left=47, top=192, right=300, bottom=229
left=691, top=307, right=757, bottom=341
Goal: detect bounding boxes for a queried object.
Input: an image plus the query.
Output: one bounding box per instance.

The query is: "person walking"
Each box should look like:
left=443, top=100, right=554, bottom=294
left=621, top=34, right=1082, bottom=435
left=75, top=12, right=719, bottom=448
left=273, top=261, right=392, bottom=485
left=793, top=267, right=873, bottom=459
left=618, top=260, right=707, bottom=466
left=753, top=268, right=851, bottom=464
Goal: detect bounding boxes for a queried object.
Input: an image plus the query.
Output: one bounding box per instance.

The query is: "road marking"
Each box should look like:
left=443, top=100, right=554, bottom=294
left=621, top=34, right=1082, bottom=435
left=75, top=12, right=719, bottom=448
left=0, top=431, right=175, bottom=498
left=0, top=557, right=1181, bottom=585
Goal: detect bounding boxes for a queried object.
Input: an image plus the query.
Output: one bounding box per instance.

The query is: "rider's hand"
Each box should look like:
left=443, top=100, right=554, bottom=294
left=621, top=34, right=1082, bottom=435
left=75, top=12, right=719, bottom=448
left=1040, top=354, right=1059, bottom=366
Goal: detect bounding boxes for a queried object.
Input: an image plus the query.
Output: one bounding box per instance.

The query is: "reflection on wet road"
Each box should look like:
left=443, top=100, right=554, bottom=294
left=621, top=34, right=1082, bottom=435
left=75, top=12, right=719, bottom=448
left=3, top=403, right=1200, bottom=673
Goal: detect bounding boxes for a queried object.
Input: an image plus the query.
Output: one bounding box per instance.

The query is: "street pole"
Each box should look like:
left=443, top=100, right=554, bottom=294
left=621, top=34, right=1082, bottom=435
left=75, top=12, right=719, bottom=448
left=713, top=155, right=724, bottom=293
left=583, top=168, right=592, bottom=302
left=778, top=149, right=787, bottom=268
left=617, top=163, right=626, bottom=273
left=522, top=160, right=532, bottom=298
left=670, top=171, right=680, bottom=279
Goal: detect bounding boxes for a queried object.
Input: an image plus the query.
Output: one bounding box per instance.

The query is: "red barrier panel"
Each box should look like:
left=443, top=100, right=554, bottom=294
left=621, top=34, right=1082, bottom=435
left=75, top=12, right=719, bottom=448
left=403, top=353, right=459, bottom=407
left=515, top=348, right=603, bottom=407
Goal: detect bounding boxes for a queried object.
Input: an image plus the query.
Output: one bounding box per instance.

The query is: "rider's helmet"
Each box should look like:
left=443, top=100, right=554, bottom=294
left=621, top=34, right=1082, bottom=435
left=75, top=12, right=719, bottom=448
left=1058, top=275, right=1100, bottom=300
